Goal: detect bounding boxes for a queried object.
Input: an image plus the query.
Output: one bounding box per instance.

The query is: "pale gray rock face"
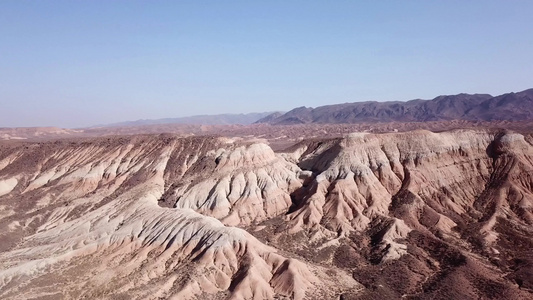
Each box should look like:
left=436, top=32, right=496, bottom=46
left=0, top=129, right=532, bottom=299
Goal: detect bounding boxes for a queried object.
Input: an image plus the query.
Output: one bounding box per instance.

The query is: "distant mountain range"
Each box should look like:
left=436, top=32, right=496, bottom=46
left=94, top=89, right=533, bottom=128
left=257, top=88, right=533, bottom=125
left=97, top=112, right=279, bottom=128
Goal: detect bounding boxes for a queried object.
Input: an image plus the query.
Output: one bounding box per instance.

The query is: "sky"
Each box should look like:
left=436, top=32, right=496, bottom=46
left=1, top=1, right=533, bottom=128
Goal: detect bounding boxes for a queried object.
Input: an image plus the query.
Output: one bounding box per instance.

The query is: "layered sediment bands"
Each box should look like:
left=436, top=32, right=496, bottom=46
left=0, top=130, right=532, bottom=299
left=287, top=131, right=496, bottom=233
left=169, top=143, right=303, bottom=226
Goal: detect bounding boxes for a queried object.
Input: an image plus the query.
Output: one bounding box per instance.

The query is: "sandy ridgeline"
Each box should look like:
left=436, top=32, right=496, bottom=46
left=0, top=129, right=532, bottom=299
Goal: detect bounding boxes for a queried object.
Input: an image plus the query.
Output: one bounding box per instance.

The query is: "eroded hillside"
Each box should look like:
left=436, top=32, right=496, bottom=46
left=0, top=130, right=532, bottom=299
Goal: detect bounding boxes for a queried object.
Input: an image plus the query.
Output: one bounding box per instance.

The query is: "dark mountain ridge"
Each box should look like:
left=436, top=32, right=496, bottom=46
left=257, top=89, right=533, bottom=125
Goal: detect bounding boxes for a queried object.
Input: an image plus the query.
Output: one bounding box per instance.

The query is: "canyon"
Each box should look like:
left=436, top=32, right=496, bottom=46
left=1, top=125, right=533, bottom=299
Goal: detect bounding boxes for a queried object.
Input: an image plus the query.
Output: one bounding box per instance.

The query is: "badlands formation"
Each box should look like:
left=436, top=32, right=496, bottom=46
left=0, top=128, right=533, bottom=299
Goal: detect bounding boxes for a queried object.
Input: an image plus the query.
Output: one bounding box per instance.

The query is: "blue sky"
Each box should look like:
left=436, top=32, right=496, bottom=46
left=1, top=1, right=532, bottom=128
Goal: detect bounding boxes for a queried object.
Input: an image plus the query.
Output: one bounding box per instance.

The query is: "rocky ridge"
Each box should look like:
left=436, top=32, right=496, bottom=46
left=258, top=88, right=533, bottom=125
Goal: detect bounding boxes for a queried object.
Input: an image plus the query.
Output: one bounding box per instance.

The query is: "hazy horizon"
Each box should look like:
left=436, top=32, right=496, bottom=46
left=2, top=1, right=533, bottom=128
